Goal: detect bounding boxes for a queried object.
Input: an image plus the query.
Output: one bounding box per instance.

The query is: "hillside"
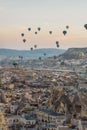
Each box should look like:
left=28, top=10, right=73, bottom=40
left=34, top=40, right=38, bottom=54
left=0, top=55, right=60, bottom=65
left=60, top=47, right=87, bottom=59
left=0, top=48, right=65, bottom=60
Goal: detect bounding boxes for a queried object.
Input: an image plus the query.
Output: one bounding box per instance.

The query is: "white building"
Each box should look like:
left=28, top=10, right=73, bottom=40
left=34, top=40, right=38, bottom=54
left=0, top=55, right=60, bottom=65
left=6, top=115, right=36, bottom=129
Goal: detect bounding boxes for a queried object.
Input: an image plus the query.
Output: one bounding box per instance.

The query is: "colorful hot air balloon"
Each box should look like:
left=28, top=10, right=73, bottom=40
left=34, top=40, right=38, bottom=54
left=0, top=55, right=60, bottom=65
left=43, top=53, right=46, bottom=56
left=35, top=32, right=38, bottom=34
left=12, top=62, right=18, bottom=68
left=39, top=57, right=42, bottom=60
left=79, top=52, right=85, bottom=59
left=56, top=41, right=59, bottom=48
left=23, top=39, right=26, bottom=43
left=63, top=30, right=67, bottom=35
left=66, top=25, right=69, bottom=29
left=30, top=47, right=33, bottom=51
left=19, top=56, right=23, bottom=60
left=49, top=31, right=52, bottom=34
left=28, top=28, right=31, bottom=31
left=56, top=44, right=59, bottom=48
left=21, top=33, right=24, bottom=37
left=56, top=41, right=59, bottom=45
left=34, top=45, right=37, bottom=48
left=84, top=24, right=87, bottom=30
left=38, top=27, right=41, bottom=31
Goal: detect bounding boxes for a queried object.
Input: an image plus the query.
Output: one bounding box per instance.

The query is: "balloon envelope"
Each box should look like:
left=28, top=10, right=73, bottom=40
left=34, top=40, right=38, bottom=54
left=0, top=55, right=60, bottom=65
left=19, top=56, right=23, bottom=60
left=35, top=32, right=38, bottom=34
left=12, top=62, right=18, bottom=67
left=38, top=27, right=41, bottom=31
left=66, top=25, right=69, bottom=29
left=21, top=33, right=24, bottom=37
left=39, top=57, right=41, bottom=60
left=56, top=41, right=59, bottom=47
left=44, top=53, right=46, bottom=56
left=84, top=24, right=87, bottom=30
left=57, top=44, right=59, bottom=48
left=34, top=45, right=37, bottom=48
left=30, top=47, right=33, bottom=51
left=28, top=28, right=31, bottom=31
left=79, top=52, right=85, bottom=59
left=49, top=31, right=52, bottom=34
left=56, top=41, right=59, bottom=45
left=63, top=30, right=67, bottom=35
left=23, top=39, right=26, bottom=43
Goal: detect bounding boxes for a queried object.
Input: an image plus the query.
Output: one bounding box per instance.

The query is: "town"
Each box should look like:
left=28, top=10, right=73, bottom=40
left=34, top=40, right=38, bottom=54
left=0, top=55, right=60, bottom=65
left=0, top=56, right=87, bottom=130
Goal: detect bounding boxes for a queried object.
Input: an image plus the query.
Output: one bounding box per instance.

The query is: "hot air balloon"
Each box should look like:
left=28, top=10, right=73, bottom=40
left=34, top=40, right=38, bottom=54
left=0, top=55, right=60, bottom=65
left=44, top=53, right=46, bottom=56
left=28, top=28, right=31, bottom=31
left=56, top=44, right=59, bottom=48
left=21, top=33, right=24, bottom=37
left=38, top=27, right=41, bottom=31
left=66, top=25, right=69, bottom=29
left=79, top=52, right=85, bottom=59
left=19, top=56, right=23, bottom=60
left=35, top=32, right=38, bottom=34
left=12, top=62, right=18, bottom=68
left=84, top=24, right=87, bottom=30
left=34, top=45, right=37, bottom=48
left=56, top=41, right=59, bottom=48
left=30, top=47, right=33, bottom=51
left=39, top=57, right=42, bottom=60
left=23, top=39, right=26, bottom=43
left=56, top=41, right=59, bottom=45
left=63, top=30, right=67, bottom=35
left=49, top=31, right=52, bottom=34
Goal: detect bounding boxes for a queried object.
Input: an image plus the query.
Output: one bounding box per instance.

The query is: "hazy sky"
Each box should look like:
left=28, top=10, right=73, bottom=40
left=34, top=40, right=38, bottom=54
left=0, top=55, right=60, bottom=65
left=0, top=0, right=87, bottom=50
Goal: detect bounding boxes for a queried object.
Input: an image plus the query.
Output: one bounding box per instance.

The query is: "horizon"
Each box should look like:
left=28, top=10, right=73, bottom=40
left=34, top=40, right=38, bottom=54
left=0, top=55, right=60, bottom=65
left=0, top=46, right=87, bottom=51
left=0, top=47, right=66, bottom=51
left=0, top=0, right=87, bottom=50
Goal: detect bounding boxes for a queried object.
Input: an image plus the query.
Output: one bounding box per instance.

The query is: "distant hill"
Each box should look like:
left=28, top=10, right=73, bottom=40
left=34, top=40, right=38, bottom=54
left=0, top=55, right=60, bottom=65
left=60, top=47, right=87, bottom=59
left=0, top=48, right=65, bottom=59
